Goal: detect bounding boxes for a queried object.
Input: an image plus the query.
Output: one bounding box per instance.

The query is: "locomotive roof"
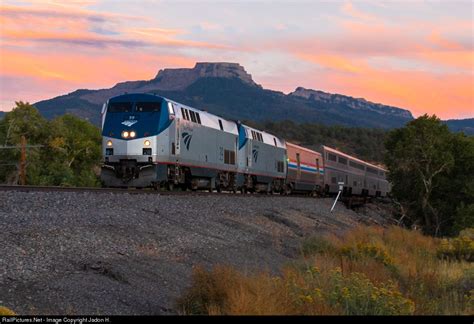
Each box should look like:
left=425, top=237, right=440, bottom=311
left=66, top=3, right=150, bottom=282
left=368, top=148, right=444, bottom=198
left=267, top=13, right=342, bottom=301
left=167, top=99, right=239, bottom=135
left=239, top=123, right=286, bottom=148
left=322, top=145, right=387, bottom=172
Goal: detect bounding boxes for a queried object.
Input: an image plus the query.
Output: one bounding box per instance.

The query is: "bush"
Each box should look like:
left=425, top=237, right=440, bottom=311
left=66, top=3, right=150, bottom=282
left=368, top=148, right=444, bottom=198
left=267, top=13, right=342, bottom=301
left=325, top=269, right=414, bottom=315
left=340, top=242, right=394, bottom=267
left=437, top=229, right=474, bottom=262
left=0, top=306, right=16, bottom=315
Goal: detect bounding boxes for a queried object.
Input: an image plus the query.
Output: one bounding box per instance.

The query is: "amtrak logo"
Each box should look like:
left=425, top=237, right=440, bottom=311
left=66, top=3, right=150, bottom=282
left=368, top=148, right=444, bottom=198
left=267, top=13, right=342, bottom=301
left=121, top=120, right=138, bottom=127
left=182, top=132, right=192, bottom=150
left=252, top=149, right=258, bottom=163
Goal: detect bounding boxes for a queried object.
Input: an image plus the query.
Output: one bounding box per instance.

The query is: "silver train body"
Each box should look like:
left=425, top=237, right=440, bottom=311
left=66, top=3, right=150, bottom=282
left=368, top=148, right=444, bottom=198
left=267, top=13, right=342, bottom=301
left=100, top=93, right=287, bottom=192
left=100, top=93, right=390, bottom=197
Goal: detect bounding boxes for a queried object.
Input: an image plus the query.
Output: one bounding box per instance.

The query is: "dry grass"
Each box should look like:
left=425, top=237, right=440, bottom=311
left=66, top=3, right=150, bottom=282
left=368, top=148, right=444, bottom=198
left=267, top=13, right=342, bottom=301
left=0, top=306, right=16, bottom=316
left=176, top=225, right=474, bottom=315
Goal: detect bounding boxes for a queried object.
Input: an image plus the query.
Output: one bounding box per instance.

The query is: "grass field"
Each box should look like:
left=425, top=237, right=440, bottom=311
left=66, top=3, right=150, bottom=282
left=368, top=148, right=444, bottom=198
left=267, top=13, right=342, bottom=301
left=177, top=226, right=474, bottom=315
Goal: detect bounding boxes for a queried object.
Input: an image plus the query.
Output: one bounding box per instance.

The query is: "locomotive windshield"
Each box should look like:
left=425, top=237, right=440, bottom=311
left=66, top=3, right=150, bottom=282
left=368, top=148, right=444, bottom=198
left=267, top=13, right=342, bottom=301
left=136, top=102, right=161, bottom=112
left=108, top=102, right=132, bottom=113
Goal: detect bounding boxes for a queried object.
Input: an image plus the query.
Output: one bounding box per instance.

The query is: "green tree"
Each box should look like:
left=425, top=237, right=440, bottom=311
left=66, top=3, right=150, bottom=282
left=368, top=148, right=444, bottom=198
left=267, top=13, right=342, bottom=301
left=0, top=102, right=48, bottom=184
left=0, top=103, right=102, bottom=187
left=39, top=114, right=102, bottom=186
left=385, top=114, right=474, bottom=236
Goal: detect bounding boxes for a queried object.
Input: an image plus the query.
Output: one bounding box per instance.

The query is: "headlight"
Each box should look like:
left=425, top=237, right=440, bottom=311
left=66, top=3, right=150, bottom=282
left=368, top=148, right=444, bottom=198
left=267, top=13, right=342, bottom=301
left=106, top=140, right=113, bottom=147
left=122, top=131, right=129, bottom=138
left=130, top=131, right=136, bottom=138
left=144, top=140, right=150, bottom=146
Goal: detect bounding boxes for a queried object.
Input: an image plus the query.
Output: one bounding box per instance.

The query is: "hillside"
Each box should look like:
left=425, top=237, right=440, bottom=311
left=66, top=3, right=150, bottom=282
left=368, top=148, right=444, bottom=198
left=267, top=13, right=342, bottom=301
left=34, top=62, right=415, bottom=129
left=444, top=118, right=474, bottom=135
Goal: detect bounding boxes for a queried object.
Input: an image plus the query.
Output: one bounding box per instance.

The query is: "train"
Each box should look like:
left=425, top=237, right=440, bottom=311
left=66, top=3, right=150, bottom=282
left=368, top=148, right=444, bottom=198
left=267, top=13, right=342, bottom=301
left=100, top=93, right=390, bottom=197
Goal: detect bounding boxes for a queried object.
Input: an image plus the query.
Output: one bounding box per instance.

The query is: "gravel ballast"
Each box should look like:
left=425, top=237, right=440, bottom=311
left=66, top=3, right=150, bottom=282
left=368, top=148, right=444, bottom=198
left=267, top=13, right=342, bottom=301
left=0, top=191, right=389, bottom=315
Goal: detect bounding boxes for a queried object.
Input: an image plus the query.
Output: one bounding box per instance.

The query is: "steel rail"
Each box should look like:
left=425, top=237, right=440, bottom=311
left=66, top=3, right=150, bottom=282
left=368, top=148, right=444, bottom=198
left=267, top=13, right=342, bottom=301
left=0, top=185, right=318, bottom=198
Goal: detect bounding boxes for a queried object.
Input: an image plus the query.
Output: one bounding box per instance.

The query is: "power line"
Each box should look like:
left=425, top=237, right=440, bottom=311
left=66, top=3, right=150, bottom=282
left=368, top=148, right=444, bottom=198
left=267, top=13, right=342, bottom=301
left=0, top=145, right=44, bottom=149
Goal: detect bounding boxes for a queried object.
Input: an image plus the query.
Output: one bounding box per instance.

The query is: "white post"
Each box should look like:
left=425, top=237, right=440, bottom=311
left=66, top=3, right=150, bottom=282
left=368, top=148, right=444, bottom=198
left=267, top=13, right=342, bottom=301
left=330, top=182, right=344, bottom=213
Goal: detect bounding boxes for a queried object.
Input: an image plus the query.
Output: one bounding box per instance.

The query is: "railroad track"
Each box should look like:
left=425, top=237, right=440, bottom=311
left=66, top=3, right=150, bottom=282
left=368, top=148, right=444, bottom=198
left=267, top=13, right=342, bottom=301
left=0, top=185, right=318, bottom=198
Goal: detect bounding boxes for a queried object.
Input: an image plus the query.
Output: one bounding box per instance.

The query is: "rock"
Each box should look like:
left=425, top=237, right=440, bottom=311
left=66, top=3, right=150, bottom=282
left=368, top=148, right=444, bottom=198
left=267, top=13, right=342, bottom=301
left=153, top=62, right=261, bottom=90
left=289, top=87, right=414, bottom=119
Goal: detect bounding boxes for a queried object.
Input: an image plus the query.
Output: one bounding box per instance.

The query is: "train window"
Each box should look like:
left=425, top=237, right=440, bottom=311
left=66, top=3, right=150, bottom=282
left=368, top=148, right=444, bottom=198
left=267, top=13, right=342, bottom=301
left=367, top=167, right=378, bottom=174
left=328, top=153, right=337, bottom=162
left=224, top=150, right=230, bottom=164
left=108, top=102, right=132, bottom=113
left=196, top=113, right=201, bottom=124
left=259, top=133, right=263, bottom=142
left=224, top=150, right=236, bottom=164
left=189, top=110, right=197, bottom=123
left=251, top=130, right=256, bottom=140
left=273, top=138, right=277, bottom=147
left=184, top=109, right=190, bottom=121
left=136, top=102, right=161, bottom=112
left=349, top=161, right=365, bottom=171
left=338, top=157, right=347, bottom=165
left=181, top=108, right=186, bottom=120
left=219, top=119, right=223, bottom=131
left=277, top=161, right=284, bottom=173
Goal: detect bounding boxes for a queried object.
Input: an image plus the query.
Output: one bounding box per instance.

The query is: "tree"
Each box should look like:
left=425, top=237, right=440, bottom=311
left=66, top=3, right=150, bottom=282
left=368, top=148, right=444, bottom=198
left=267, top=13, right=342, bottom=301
left=39, top=114, right=102, bottom=187
left=0, top=102, right=48, bottom=184
left=385, top=114, right=474, bottom=236
left=0, top=103, right=102, bottom=187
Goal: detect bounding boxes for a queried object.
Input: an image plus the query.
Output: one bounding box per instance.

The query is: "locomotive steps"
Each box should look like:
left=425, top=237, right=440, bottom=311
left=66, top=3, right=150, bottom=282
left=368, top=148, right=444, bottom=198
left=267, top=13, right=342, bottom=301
left=0, top=190, right=392, bottom=315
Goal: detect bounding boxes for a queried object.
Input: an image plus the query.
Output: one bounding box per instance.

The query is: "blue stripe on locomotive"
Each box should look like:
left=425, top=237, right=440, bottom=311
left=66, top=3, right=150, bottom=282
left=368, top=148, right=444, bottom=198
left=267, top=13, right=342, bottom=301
left=237, top=123, right=248, bottom=150
left=102, top=93, right=172, bottom=139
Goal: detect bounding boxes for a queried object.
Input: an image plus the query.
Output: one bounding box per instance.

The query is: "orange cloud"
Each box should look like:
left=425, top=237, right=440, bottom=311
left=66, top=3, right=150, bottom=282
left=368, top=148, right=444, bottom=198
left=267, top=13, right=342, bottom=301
left=0, top=47, right=195, bottom=110
left=297, top=53, right=365, bottom=74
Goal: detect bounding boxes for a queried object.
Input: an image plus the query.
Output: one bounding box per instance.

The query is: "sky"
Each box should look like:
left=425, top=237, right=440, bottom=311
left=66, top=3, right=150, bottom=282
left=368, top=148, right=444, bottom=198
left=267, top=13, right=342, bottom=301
left=0, top=0, right=472, bottom=119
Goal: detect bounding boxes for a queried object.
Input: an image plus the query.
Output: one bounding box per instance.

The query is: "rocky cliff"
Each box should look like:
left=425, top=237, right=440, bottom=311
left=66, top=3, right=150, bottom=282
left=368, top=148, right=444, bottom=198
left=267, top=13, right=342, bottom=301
left=290, top=87, right=413, bottom=120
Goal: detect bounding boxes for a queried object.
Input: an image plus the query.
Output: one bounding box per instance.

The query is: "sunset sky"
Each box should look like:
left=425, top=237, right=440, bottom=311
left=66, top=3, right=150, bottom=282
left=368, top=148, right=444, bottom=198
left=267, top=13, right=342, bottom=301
left=0, top=0, right=472, bottom=119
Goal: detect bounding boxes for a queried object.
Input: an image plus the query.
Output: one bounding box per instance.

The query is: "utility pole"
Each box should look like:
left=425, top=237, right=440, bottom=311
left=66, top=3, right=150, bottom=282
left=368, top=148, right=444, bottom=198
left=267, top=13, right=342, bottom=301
left=19, top=135, right=26, bottom=185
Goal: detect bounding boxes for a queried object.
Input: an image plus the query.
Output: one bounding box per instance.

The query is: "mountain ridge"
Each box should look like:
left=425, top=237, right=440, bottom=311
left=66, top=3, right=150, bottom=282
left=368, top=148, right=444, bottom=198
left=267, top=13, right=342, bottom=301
left=1, top=62, right=471, bottom=133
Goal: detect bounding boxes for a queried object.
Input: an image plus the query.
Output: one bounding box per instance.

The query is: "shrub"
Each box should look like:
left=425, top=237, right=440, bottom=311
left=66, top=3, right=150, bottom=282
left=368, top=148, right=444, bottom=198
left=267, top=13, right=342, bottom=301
left=0, top=306, right=16, bottom=315
left=340, top=242, right=394, bottom=267
left=176, top=265, right=240, bottom=314
left=437, top=229, right=474, bottom=262
left=325, top=269, right=415, bottom=315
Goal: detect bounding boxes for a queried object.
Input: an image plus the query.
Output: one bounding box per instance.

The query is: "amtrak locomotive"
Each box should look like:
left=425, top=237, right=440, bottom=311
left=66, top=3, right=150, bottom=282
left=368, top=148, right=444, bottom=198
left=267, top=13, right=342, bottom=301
left=101, top=93, right=389, bottom=197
